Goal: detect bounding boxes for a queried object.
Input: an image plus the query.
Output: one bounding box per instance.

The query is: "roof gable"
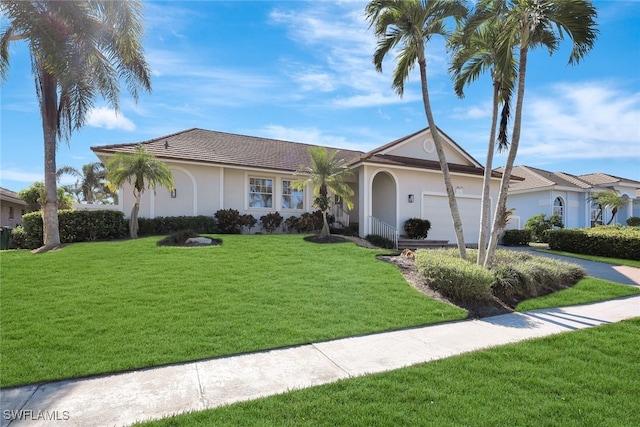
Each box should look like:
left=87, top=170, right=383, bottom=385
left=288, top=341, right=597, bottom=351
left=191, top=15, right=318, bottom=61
left=359, top=127, right=482, bottom=168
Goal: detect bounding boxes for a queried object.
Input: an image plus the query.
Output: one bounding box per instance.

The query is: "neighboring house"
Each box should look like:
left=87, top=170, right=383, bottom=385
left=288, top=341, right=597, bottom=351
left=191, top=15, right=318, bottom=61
left=92, top=127, right=504, bottom=245
left=498, top=165, right=640, bottom=230
left=0, top=187, right=27, bottom=228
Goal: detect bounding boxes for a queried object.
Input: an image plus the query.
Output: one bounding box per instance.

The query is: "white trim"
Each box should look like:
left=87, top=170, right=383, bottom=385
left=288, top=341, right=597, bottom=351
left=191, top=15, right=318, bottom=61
left=219, top=167, right=224, bottom=210
left=243, top=172, right=306, bottom=213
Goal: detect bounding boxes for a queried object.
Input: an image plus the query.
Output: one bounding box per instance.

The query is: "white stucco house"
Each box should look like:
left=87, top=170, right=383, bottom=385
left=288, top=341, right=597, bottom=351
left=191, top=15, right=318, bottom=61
left=91, top=127, right=505, bottom=246
left=498, top=165, right=640, bottom=230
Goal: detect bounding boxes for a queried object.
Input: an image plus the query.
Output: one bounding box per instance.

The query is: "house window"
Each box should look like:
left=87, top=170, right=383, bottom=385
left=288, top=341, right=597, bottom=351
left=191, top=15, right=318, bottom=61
left=249, top=177, right=273, bottom=208
left=282, top=180, right=304, bottom=210
left=553, top=197, right=564, bottom=220
left=8, top=206, right=14, bottom=220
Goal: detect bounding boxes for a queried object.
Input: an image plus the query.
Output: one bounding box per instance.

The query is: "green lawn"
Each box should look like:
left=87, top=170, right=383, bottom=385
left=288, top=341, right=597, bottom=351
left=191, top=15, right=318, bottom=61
left=515, top=277, right=640, bottom=312
left=140, top=318, right=640, bottom=427
left=538, top=249, right=640, bottom=268
left=0, top=235, right=466, bottom=387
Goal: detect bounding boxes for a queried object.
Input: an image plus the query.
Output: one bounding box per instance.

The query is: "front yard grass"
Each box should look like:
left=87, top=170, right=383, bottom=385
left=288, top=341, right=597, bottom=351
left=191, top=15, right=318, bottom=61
left=538, top=249, right=640, bottom=268
left=0, top=235, right=466, bottom=387
left=516, top=277, right=640, bottom=312
left=140, top=318, right=640, bottom=426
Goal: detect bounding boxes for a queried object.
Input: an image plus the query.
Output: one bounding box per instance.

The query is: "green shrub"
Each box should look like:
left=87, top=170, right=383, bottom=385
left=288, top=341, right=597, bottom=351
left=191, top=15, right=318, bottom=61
left=492, top=265, right=525, bottom=300
left=260, top=212, right=283, bottom=233
left=548, top=226, right=640, bottom=260
left=404, top=218, right=431, bottom=239
left=365, top=234, right=395, bottom=249
left=9, top=226, right=27, bottom=249
left=137, top=215, right=217, bottom=236
left=214, top=209, right=241, bottom=234
left=330, top=223, right=359, bottom=236
left=414, top=249, right=494, bottom=302
left=524, top=213, right=563, bottom=243
left=238, top=214, right=257, bottom=233
left=501, top=229, right=532, bottom=246
left=21, top=209, right=128, bottom=249
left=627, top=217, right=640, bottom=227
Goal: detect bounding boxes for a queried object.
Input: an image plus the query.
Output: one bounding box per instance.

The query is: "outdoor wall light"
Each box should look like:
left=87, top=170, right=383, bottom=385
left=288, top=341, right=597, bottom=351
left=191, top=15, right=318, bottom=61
left=408, top=194, right=414, bottom=203
left=170, top=188, right=177, bottom=198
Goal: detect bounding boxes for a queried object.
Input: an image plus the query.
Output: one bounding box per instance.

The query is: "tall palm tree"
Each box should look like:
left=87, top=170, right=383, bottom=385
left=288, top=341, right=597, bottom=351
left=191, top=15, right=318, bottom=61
left=0, top=1, right=151, bottom=250
left=293, top=146, right=354, bottom=239
left=480, top=0, right=598, bottom=267
left=57, top=162, right=115, bottom=204
left=449, top=2, right=517, bottom=265
left=589, top=190, right=629, bottom=226
left=105, top=145, right=174, bottom=239
left=365, top=0, right=469, bottom=259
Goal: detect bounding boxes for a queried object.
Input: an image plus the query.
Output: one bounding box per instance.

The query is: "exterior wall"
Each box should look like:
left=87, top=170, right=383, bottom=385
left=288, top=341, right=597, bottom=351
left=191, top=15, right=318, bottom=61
left=385, top=133, right=471, bottom=165
left=360, top=163, right=496, bottom=244
left=1, top=201, right=26, bottom=227
left=503, top=191, right=551, bottom=229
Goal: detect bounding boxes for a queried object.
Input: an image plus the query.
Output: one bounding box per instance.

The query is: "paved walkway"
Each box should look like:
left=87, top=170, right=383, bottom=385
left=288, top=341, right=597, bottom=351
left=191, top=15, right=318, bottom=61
left=2, top=295, right=639, bottom=427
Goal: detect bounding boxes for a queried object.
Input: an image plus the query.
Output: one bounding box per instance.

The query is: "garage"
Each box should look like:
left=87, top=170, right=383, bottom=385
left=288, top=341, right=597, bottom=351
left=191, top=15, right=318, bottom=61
left=422, top=194, right=482, bottom=243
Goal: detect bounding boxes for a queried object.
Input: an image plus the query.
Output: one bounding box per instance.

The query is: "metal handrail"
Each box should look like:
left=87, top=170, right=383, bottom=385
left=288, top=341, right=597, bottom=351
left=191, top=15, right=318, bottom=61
left=368, top=216, right=398, bottom=248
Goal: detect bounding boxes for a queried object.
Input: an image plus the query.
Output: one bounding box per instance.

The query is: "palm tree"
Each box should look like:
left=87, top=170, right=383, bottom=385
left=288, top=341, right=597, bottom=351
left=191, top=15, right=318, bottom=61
left=365, top=0, right=469, bottom=259
left=293, top=147, right=354, bottom=239
left=479, top=0, right=598, bottom=267
left=0, top=1, right=151, bottom=250
left=449, top=7, right=517, bottom=265
left=589, top=190, right=629, bottom=226
left=105, top=145, right=174, bottom=238
left=57, top=162, right=116, bottom=204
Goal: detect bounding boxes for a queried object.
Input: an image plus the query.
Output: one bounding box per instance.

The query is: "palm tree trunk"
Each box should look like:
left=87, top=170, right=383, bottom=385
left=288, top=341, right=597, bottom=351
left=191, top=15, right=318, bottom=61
left=39, top=68, right=61, bottom=249
left=130, top=197, right=140, bottom=239
left=477, top=83, right=500, bottom=265
left=418, top=55, right=467, bottom=260
left=484, top=44, right=529, bottom=268
left=320, top=210, right=331, bottom=239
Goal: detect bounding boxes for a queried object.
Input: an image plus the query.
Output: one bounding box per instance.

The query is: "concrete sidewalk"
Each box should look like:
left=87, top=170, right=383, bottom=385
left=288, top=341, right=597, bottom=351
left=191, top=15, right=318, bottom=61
left=2, top=295, right=639, bottom=427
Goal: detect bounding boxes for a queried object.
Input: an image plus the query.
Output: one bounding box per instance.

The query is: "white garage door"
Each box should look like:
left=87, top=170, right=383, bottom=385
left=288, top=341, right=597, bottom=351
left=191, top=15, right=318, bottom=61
left=422, top=195, right=481, bottom=243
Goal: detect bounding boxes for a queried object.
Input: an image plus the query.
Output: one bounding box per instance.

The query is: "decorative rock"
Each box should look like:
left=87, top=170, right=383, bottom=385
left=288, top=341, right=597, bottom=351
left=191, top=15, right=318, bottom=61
left=185, top=237, right=212, bottom=245
left=401, top=248, right=415, bottom=259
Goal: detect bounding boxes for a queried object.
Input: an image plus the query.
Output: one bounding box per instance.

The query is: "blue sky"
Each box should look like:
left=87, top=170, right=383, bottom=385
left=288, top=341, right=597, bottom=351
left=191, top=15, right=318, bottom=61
left=1, top=0, right=639, bottom=192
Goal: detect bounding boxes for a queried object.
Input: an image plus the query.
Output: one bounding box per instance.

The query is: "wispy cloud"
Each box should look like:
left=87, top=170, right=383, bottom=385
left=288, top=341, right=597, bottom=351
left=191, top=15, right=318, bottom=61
left=0, top=169, right=43, bottom=185
left=518, top=81, right=640, bottom=159
left=85, top=107, right=136, bottom=131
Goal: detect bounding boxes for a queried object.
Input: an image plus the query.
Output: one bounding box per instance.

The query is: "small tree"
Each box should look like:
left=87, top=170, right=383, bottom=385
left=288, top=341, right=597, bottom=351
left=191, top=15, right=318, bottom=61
left=105, top=145, right=174, bottom=238
left=589, top=190, right=630, bottom=225
left=18, top=181, right=73, bottom=212
left=293, top=147, right=354, bottom=239
left=524, top=213, right=563, bottom=243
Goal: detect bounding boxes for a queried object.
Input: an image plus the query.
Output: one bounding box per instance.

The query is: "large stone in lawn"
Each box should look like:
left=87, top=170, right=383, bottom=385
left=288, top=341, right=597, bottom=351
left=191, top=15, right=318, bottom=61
left=185, top=237, right=213, bottom=245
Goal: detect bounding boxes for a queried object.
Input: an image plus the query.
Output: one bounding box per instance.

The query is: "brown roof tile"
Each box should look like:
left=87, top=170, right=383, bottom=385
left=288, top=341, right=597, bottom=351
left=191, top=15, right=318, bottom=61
left=92, top=128, right=364, bottom=172
left=0, top=187, right=26, bottom=205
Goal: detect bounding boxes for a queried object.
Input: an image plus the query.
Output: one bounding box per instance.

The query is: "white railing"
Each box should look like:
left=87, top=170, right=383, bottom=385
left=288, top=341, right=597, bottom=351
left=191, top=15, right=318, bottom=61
left=332, top=205, right=350, bottom=227
left=369, top=216, right=398, bottom=248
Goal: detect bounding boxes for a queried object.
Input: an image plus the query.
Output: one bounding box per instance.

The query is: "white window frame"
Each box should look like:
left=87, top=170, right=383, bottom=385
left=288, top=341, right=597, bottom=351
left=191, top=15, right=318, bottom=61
left=281, top=179, right=304, bottom=211
left=248, top=176, right=274, bottom=209
left=553, top=197, right=564, bottom=220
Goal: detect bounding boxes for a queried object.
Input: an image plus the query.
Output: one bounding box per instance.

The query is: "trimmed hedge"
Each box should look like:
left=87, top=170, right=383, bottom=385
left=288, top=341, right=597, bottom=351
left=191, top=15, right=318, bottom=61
left=502, top=229, right=532, bottom=246
left=365, top=234, right=395, bottom=249
left=138, top=215, right=217, bottom=236
left=21, top=210, right=128, bottom=249
left=548, top=226, right=640, bottom=261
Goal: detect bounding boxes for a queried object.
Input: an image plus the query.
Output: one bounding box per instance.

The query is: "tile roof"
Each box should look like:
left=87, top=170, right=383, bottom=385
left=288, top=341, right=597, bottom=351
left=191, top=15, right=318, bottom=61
left=578, top=173, right=640, bottom=187
left=92, top=127, right=499, bottom=177
left=0, top=187, right=26, bottom=205
left=501, top=166, right=640, bottom=192
left=92, top=128, right=364, bottom=173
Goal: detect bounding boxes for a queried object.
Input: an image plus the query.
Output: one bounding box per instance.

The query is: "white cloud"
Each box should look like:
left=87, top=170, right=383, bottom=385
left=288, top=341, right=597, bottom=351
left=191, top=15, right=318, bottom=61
left=0, top=169, right=43, bottom=184
left=518, top=81, right=640, bottom=159
left=85, top=107, right=136, bottom=131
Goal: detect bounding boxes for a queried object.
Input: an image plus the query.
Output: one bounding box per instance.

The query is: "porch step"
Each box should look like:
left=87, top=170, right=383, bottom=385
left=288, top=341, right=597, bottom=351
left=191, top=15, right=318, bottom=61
left=397, top=239, right=453, bottom=250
